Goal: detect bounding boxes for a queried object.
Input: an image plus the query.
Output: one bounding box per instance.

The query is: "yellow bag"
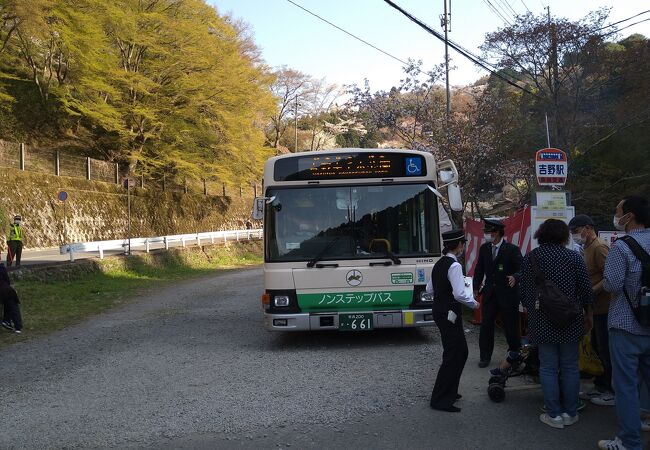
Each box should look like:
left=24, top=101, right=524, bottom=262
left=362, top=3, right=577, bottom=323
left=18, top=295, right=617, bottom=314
left=579, top=335, right=604, bottom=376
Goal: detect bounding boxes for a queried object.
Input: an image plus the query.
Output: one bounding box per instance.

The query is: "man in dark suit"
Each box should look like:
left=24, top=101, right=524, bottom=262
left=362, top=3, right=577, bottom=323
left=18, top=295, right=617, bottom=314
left=473, top=219, right=523, bottom=368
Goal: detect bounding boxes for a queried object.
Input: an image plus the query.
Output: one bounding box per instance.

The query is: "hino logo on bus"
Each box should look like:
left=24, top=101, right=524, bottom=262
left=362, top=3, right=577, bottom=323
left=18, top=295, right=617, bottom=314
left=417, top=258, right=435, bottom=263
left=346, top=270, right=363, bottom=286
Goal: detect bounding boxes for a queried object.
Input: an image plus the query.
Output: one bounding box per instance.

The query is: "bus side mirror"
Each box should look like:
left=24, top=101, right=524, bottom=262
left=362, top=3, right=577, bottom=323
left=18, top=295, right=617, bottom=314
left=448, top=183, right=463, bottom=212
left=252, top=197, right=265, bottom=220
left=439, top=170, right=455, bottom=184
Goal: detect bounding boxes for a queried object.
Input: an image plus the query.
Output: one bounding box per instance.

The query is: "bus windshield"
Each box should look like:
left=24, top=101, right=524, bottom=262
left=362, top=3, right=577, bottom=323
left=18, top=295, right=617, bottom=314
left=265, top=184, right=441, bottom=262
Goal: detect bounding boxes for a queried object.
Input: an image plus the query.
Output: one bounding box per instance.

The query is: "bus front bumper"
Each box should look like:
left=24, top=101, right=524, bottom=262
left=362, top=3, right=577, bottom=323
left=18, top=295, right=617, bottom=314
left=264, top=309, right=434, bottom=331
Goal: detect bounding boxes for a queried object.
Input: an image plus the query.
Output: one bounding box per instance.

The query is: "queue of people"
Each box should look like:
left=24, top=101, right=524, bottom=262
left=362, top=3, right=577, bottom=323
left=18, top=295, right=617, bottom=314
left=426, top=195, right=650, bottom=450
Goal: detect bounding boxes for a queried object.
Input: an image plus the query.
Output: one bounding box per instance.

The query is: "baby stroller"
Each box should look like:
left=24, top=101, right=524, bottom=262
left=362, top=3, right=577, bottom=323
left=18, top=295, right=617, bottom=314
left=487, top=344, right=588, bottom=412
left=487, top=344, right=540, bottom=402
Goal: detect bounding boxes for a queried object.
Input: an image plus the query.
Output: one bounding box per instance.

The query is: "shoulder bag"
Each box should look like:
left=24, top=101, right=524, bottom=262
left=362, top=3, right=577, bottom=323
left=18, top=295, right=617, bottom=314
left=530, top=252, right=582, bottom=328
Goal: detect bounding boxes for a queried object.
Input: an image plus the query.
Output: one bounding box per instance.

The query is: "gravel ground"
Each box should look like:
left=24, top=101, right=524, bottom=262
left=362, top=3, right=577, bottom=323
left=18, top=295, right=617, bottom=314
left=0, top=267, right=442, bottom=449
left=0, top=267, right=621, bottom=450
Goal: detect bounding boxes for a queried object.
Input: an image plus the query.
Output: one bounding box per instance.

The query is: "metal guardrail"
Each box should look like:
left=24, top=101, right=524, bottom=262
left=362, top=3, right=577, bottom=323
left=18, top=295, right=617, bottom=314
left=59, top=229, right=263, bottom=262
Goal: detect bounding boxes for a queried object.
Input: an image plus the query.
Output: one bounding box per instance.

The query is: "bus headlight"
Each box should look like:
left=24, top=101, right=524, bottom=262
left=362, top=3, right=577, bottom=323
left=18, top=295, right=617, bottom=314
left=419, top=291, right=434, bottom=302
left=274, top=295, right=290, bottom=307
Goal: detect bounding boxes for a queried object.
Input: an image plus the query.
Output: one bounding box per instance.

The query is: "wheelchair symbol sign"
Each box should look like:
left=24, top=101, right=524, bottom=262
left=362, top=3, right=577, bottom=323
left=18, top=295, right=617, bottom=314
left=405, top=157, right=422, bottom=176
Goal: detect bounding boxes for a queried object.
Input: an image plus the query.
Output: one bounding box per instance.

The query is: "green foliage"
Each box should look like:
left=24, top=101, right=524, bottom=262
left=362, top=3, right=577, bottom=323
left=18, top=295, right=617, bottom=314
left=477, top=29, right=650, bottom=214
left=0, top=0, right=276, bottom=186
left=344, top=9, right=649, bottom=215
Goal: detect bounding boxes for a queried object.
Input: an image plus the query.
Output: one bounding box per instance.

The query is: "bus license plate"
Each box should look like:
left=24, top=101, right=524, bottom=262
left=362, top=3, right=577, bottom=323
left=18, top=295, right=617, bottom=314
left=339, top=313, right=373, bottom=331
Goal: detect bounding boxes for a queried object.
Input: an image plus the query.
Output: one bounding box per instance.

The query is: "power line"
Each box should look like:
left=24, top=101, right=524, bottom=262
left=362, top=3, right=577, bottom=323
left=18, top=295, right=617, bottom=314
left=496, top=0, right=518, bottom=18
left=495, top=0, right=518, bottom=23
left=462, top=8, right=650, bottom=80
left=288, top=0, right=529, bottom=95
left=383, top=0, right=541, bottom=98
left=600, top=17, right=650, bottom=38
left=490, top=0, right=515, bottom=23
left=284, top=0, right=410, bottom=68
left=287, top=0, right=647, bottom=100
left=520, top=0, right=531, bottom=13
left=595, top=9, right=650, bottom=33
left=483, top=0, right=512, bottom=25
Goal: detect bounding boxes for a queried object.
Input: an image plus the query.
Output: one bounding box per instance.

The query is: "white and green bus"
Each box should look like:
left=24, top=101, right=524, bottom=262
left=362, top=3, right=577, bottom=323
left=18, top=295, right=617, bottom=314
left=253, top=148, right=463, bottom=331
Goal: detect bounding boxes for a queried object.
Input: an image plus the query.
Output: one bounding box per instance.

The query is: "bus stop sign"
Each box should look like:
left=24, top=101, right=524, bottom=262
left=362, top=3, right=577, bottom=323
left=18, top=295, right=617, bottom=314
left=536, top=148, right=567, bottom=186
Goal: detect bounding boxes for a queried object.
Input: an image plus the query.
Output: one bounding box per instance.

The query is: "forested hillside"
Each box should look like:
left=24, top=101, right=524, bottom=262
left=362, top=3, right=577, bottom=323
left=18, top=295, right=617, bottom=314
left=0, top=0, right=275, bottom=186
left=339, top=11, right=650, bottom=223
left=1, top=3, right=648, bottom=224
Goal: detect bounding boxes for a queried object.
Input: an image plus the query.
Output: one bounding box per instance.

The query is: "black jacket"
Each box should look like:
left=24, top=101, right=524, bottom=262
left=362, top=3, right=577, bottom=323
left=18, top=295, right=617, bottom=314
left=472, top=240, right=522, bottom=304
left=0, top=283, right=19, bottom=305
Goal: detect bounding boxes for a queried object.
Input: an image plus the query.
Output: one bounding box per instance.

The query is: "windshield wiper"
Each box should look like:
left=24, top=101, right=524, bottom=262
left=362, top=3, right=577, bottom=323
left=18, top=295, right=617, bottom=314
left=368, top=251, right=401, bottom=266
left=307, top=235, right=342, bottom=268
left=384, top=250, right=401, bottom=265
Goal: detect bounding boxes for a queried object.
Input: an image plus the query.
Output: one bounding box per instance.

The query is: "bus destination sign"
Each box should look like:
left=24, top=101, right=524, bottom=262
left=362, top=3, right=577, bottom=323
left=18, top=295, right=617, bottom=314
left=274, top=152, right=426, bottom=181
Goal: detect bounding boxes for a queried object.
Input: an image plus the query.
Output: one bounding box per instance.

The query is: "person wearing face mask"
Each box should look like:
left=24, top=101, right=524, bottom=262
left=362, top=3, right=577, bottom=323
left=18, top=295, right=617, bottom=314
left=426, top=229, right=479, bottom=412
left=472, top=218, right=523, bottom=368
left=519, top=219, right=593, bottom=429
left=6, top=215, right=23, bottom=267
left=568, top=214, right=614, bottom=407
left=598, top=195, right=650, bottom=450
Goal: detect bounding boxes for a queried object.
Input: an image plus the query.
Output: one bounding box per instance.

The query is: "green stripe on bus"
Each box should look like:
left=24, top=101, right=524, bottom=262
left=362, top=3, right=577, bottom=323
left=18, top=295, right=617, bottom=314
left=298, top=290, right=412, bottom=311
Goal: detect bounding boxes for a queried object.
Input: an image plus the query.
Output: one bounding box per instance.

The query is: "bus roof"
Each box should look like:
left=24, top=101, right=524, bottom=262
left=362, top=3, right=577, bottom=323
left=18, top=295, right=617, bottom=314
left=266, top=148, right=435, bottom=164
left=263, top=148, right=438, bottom=187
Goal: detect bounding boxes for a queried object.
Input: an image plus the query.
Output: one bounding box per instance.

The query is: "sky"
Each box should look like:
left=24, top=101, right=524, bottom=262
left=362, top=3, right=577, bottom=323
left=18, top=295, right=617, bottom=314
left=209, top=0, right=650, bottom=92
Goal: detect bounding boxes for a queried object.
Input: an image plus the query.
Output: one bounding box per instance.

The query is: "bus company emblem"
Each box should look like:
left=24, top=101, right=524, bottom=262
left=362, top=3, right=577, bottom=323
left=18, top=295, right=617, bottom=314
left=346, top=270, right=363, bottom=286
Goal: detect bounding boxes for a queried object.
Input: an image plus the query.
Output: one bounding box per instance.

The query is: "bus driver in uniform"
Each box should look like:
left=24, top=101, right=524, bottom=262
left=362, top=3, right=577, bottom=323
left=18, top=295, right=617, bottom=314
left=426, top=229, right=480, bottom=412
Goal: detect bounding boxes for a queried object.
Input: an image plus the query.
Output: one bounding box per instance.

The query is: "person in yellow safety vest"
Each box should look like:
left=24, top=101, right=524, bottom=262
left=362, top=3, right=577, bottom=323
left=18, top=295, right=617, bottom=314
left=6, top=215, right=23, bottom=267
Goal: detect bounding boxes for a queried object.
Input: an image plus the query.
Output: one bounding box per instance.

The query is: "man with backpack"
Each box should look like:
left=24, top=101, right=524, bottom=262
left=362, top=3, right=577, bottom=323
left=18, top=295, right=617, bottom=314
left=598, top=195, right=650, bottom=450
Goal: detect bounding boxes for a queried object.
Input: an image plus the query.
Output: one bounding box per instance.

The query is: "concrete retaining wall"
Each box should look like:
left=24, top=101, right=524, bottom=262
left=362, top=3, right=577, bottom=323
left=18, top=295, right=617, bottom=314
left=0, top=170, right=257, bottom=250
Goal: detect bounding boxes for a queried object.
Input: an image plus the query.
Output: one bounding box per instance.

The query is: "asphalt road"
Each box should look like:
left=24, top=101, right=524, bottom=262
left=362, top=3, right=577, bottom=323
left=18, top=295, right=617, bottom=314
left=10, top=236, right=258, bottom=267
left=0, top=267, right=624, bottom=450
left=10, top=246, right=129, bottom=266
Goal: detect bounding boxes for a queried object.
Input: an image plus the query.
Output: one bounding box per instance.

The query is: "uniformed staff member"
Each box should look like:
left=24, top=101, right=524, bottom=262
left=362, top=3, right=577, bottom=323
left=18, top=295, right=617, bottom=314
left=473, top=218, right=523, bottom=368
left=427, top=229, right=479, bottom=413
left=6, top=215, right=23, bottom=267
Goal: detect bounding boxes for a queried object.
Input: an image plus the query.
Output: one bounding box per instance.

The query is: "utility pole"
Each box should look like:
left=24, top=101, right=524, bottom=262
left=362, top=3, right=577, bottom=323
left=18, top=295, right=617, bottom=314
left=441, top=0, right=451, bottom=152
left=294, top=95, right=299, bottom=152
left=126, top=180, right=132, bottom=256
left=547, top=6, right=560, bottom=149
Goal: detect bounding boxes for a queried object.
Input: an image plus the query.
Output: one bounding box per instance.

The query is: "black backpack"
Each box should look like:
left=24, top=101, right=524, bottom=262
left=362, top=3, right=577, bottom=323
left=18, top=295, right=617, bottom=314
left=619, top=236, right=650, bottom=327
left=530, top=252, right=582, bottom=328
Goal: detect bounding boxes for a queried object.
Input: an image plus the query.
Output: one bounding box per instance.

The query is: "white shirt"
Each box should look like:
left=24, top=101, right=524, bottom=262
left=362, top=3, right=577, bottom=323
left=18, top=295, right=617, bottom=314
left=492, top=238, right=504, bottom=257
left=426, top=253, right=480, bottom=309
